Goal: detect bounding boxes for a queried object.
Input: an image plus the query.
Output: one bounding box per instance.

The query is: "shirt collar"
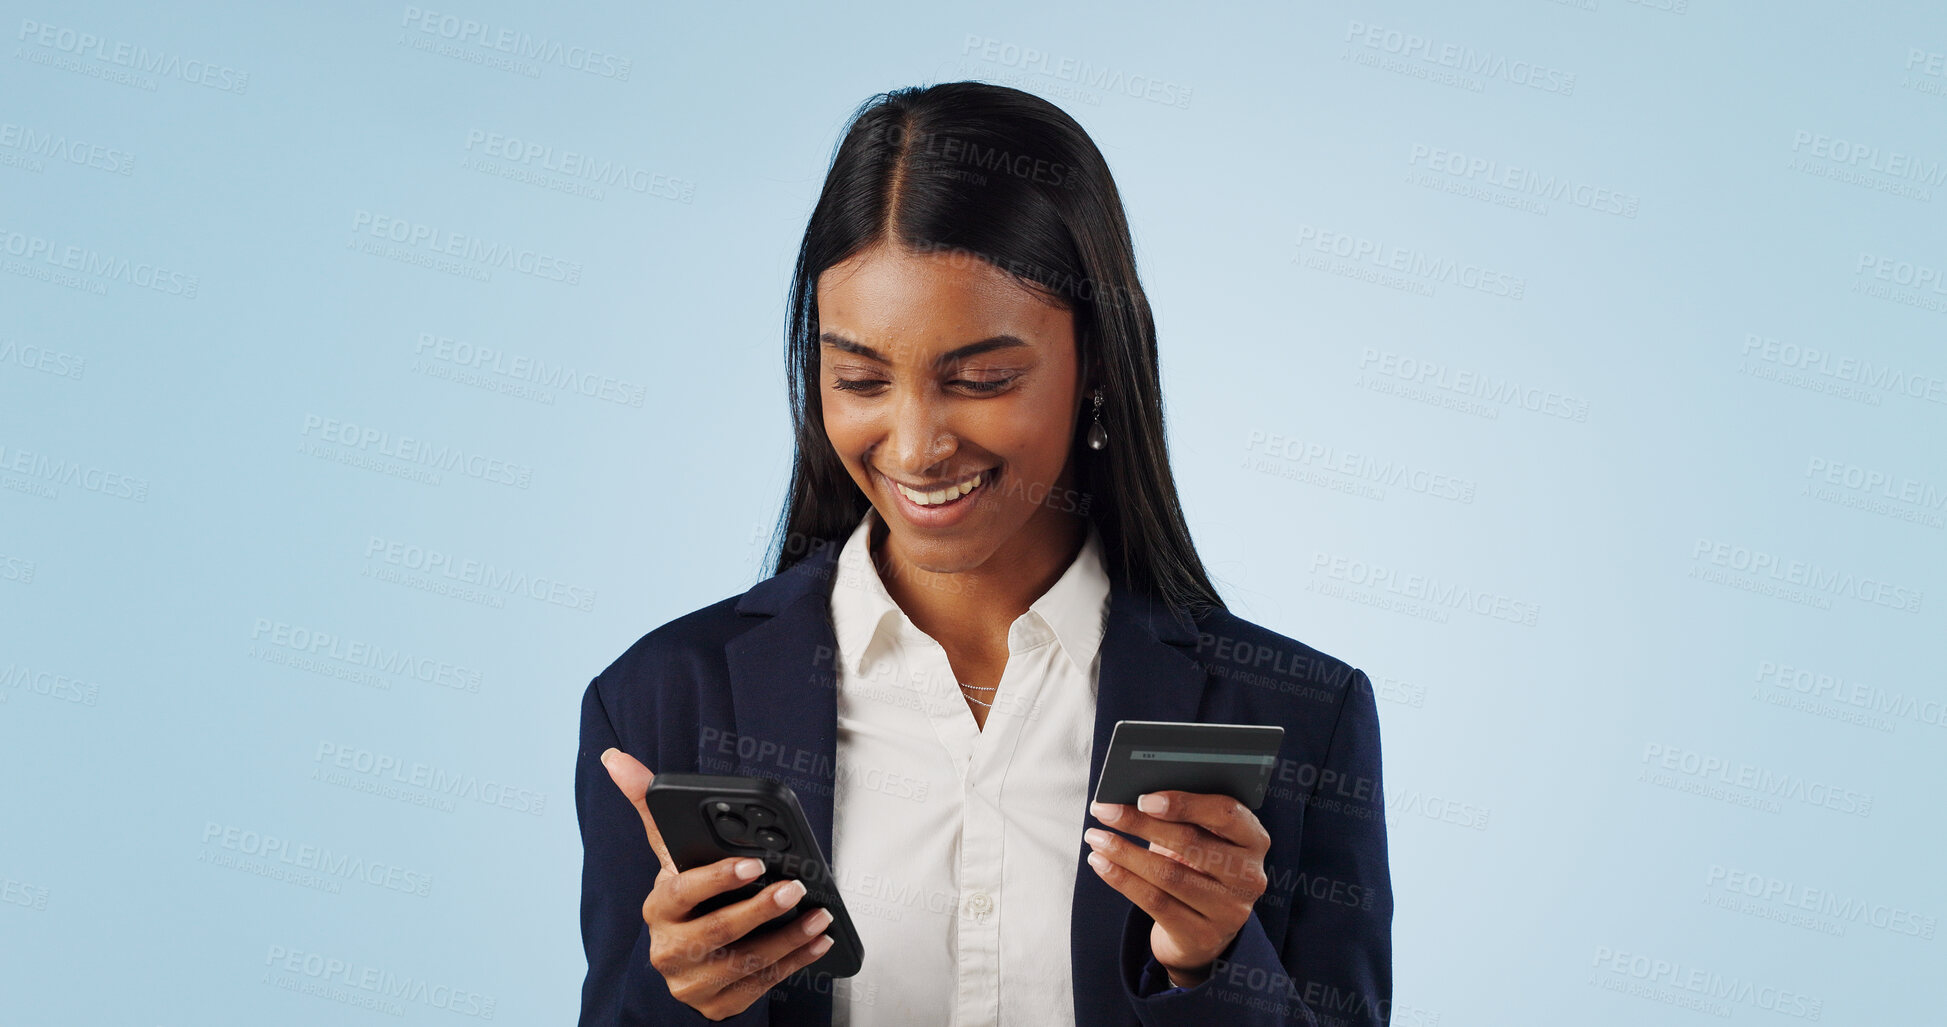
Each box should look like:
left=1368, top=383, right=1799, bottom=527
left=829, top=509, right=904, bottom=676
left=828, top=507, right=1111, bottom=678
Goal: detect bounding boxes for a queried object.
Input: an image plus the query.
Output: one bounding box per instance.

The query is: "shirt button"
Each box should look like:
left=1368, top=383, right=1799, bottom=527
left=967, top=891, right=993, bottom=919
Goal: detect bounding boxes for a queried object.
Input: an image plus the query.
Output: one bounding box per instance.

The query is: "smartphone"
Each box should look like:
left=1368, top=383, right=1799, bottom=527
left=644, top=773, right=865, bottom=978
left=1091, top=720, right=1286, bottom=810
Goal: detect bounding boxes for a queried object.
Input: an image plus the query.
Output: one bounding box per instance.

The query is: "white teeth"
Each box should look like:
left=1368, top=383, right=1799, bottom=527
left=897, top=471, right=984, bottom=507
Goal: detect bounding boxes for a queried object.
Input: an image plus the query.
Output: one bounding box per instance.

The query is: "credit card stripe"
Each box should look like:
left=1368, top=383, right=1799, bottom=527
left=1128, top=750, right=1276, bottom=766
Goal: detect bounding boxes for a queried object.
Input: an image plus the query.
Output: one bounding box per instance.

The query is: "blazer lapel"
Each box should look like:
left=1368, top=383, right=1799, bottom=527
left=726, top=541, right=845, bottom=858
left=1070, top=584, right=1209, bottom=1026
left=722, top=543, right=844, bottom=1027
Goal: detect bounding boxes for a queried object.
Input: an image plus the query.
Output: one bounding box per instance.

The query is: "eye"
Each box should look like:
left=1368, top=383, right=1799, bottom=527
left=830, top=378, right=887, bottom=393
left=952, top=376, right=1016, bottom=395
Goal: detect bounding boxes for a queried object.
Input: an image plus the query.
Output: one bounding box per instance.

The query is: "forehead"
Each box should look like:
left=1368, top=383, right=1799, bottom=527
left=817, top=243, right=1071, bottom=354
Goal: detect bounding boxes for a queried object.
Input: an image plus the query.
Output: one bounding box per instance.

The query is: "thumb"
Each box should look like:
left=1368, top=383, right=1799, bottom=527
left=600, top=747, right=676, bottom=875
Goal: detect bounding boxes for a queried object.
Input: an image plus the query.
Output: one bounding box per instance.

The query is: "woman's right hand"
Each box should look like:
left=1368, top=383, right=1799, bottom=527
left=600, top=747, right=837, bottom=1022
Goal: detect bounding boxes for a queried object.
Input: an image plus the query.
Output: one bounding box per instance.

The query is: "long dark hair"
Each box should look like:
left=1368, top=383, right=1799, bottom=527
left=767, top=81, right=1225, bottom=620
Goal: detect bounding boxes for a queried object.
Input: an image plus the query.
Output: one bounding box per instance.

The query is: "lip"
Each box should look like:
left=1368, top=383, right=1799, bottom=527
left=887, top=470, right=986, bottom=493
left=880, top=467, right=995, bottom=529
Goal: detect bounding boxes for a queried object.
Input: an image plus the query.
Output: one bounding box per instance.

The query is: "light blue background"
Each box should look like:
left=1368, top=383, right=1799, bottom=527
left=3, top=1, right=1941, bottom=1023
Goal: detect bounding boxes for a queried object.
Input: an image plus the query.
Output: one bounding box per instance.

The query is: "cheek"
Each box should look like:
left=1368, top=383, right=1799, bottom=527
left=821, top=400, right=867, bottom=454
left=975, top=395, right=1072, bottom=468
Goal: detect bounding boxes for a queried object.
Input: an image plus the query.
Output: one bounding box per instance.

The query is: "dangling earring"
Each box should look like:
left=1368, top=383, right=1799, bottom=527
left=1086, top=388, right=1108, bottom=450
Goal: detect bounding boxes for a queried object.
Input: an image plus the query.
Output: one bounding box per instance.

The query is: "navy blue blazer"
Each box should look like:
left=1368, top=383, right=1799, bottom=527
left=577, top=536, right=1393, bottom=1026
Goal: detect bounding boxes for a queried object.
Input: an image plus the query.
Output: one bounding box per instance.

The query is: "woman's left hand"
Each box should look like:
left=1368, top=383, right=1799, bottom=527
left=1086, top=791, right=1272, bottom=988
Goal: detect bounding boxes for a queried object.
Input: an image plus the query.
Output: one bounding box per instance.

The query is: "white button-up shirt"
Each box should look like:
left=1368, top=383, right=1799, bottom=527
left=827, top=507, right=1110, bottom=1027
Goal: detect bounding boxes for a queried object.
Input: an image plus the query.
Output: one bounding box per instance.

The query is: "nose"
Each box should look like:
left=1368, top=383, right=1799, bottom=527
left=878, top=384, right=956, bottom=479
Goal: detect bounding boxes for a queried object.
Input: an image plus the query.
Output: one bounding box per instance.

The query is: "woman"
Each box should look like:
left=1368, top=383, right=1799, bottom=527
left=577, top=81, right=1392, bottom=1026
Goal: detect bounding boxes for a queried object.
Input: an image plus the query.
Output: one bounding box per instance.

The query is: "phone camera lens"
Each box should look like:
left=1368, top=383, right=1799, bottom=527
left=753, top=827, right=787, bottom=850
left=744, top=804, right=778, bottom=827
left=713, top=813, right=749, bottom=840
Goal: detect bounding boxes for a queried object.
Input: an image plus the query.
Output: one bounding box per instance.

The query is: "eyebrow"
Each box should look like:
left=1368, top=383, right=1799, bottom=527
left=819, top=331, right=1030, bottom=369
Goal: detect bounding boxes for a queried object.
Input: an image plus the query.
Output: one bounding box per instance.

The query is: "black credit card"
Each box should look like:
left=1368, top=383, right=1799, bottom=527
left=1091, top=720, right=1285, bottom=810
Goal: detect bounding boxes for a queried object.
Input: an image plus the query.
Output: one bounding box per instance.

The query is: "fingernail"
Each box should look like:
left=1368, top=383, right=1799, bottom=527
left=1137, top=793, right=1167, bottom=815
left=1089, top=801, right=1121, bottom=823
left=803, top=908, right=834, bottom=936
left=776, top=879, right=808, bottom=907
left=1087, top=852, right=1109, bottom=873
left=1084, top=828, right=1109, bottom=849
left=735, top=858, right=764, bottom=880
left=809, top=935, right=835, bottom=956
left=599, top=747, right=618, bottom=768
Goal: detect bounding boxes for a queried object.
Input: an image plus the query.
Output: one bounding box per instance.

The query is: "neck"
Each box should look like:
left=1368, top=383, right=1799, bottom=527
left=871, top=505, right=1089, bottom=651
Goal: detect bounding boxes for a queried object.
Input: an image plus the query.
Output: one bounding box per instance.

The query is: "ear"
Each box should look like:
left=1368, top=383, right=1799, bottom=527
left=1074, top=379, right=1096, bottom=423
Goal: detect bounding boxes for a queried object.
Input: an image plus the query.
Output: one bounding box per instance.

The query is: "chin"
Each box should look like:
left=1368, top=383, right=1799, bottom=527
left=877, top=521, right=990, bottom=572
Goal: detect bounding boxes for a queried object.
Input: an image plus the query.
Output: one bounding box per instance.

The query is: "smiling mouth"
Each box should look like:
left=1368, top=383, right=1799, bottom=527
left=888, top=469, right=991, bottom=507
